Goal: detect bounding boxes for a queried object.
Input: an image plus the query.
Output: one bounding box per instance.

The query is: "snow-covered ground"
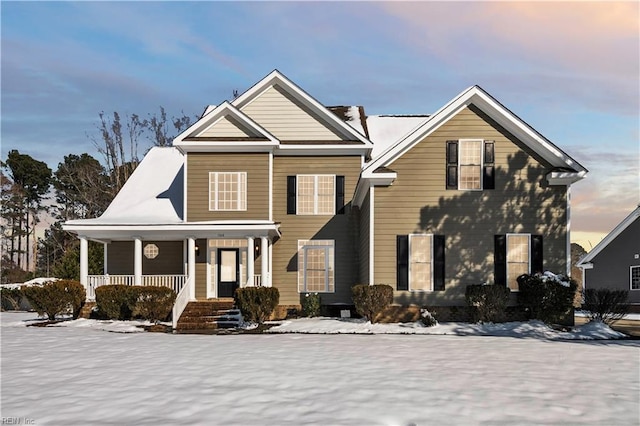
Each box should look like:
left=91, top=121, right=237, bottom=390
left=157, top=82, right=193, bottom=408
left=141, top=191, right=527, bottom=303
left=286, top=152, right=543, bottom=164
left=2, top=312, right=638, bottom=425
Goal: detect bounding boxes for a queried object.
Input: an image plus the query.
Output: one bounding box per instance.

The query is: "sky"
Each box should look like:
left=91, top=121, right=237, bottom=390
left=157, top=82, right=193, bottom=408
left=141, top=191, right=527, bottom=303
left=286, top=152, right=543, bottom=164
left=1, top=1, right=638, bottom=249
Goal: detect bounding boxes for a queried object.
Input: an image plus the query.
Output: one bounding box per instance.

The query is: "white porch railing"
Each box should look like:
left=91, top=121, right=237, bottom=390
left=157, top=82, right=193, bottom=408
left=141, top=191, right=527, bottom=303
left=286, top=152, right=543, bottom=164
left=86, top=274, right=187, bottom=301
left=253, top=274, right=262, bottom=286
left=172, top=276, right=193, bottom=330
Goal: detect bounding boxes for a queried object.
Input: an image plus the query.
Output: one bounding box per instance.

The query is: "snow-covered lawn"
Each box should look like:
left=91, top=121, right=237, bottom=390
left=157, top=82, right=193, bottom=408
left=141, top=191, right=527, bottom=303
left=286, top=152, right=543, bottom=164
left=2, top=312, right=638, bottom=425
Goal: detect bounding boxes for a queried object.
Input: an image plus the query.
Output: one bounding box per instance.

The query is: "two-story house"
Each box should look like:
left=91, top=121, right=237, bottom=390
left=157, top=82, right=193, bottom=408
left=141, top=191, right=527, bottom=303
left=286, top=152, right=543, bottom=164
left=64, top=70, right=587, bottom=326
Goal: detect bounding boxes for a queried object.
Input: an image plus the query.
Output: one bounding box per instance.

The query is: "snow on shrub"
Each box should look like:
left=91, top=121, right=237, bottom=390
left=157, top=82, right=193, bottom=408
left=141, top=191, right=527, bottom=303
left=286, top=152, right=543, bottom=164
left=352, top=284, right=393, bottom=324
left=583, top=288, right=629, bottom=324
left=517, top=272, right=577, bottom=324
left=420, top=309, right=438, bottom=327
left=301, top=292, right=321, bottom=317
left=234, top=287, right=280, bottom=324
left=465, top=284, right=510, bottom=323
left=21, top=280, right=85, bottom=320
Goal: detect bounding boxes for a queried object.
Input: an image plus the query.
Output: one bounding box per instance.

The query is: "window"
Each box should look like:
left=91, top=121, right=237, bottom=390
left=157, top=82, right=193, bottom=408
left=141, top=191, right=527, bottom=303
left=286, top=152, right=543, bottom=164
left=409, top=234, right=433, bottom=291
left=506, top=234, right=530, bottom=291
left=143, top=243, right=159, bottom=259
left=631, top=266, right=640, bottom=290
left=298, top=240, right=335, bottom=293
left=446, top=139, right=495, bottom=190
left=209, top=172, right=246, bottom=211
left=296, top=175, right=335, bottom=215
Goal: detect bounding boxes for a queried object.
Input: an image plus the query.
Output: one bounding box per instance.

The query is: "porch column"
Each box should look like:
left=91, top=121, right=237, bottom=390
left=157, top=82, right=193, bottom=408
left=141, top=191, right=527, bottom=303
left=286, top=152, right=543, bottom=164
left=261, top=236, right=269, bottom=287
left=134, top=237, right=142, bottom=286
left=247, top=237, right=255, bottom=286
left=79, top=235, right=88, bottom=288
left=103, top=242, right=108, bottom=274
left=187, top=237, right=196, bottom=300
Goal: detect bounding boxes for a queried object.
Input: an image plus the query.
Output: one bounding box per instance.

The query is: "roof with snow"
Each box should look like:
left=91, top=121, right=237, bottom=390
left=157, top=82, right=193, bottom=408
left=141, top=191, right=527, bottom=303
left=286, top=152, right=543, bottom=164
left=66, top=147, right=185, bottom=225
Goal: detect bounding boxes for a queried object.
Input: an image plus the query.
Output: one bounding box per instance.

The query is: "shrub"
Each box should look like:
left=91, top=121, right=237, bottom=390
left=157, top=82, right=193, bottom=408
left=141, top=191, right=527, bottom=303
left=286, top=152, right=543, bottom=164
left=420, top=308, right=438, bottom=327
left=517, top=272, right=577, bottom=324
left=465, top=284, right=510, bottom=323
left=583, top=288, right=629, bottom=324
left=95, top=285, right=140, bottom=320
left=234, top=287, right=280, bottom=323
left=22, top=280, right=86, bottom=320
left=133, top=286, right=176, bottom=322
left=352, top=284, right=393, bottom=323
left=301, top=292, right=322, bottom=317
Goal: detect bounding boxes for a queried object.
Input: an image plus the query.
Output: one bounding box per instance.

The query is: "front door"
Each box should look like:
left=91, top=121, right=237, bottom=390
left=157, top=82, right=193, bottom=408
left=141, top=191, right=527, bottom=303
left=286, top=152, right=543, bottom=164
left=217, top=248, right=239, bottom=298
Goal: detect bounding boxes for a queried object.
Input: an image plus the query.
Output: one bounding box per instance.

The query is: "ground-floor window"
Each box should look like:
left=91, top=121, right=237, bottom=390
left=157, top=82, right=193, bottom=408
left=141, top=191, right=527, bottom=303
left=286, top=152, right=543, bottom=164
left=631, top=266, right=640, bottom=290
left=298, top=240, right=335, bottom=293
left=409, top=234, right=433, bottom=291
left=507, top=234, right=531, bottom=291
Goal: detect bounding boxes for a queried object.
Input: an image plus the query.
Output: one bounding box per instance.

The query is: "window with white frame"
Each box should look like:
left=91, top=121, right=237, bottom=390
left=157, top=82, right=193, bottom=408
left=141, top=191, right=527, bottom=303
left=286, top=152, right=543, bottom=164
left=297, top=240, right=335, bottom=293
left=209, top=172, right=247, bottom=211
left=297, top=175, right=335, bottom=215
left=143, top=243, right=159, bottom=259
left=409, top=234, right=433, bottom=291
left=631, top=266, right=640, bottom=290
left=459, top=139, right=483, bottom=190
left=507, top=234, right=530, bottom=291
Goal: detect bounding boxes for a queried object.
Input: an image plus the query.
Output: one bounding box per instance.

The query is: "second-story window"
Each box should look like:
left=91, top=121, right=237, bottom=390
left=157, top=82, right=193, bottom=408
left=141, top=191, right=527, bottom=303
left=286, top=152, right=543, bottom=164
left=209, top=172, right=247, bottom=211
left=446, top=139, right=495, bottom=190
left=287, top=175, right=345, bottom=215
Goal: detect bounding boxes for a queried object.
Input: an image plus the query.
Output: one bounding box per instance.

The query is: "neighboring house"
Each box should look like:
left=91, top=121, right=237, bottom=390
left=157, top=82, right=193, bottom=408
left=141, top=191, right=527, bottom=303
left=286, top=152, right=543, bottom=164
left=63, top=70, right=587, bottom=323
left=578, top=206, right=640, bottom=309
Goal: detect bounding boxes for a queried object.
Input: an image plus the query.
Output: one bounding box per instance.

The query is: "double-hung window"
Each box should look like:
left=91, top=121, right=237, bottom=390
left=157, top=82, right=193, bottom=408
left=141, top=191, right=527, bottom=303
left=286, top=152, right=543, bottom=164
left=506, top=234, right=531, bottom=291
left=409, top=234, right=433, bottom=291
left=495, top=233, right=542, bottom=291
left=297, top=240, right=335, bottom=293
left=446, top=139, right=495, bottom=190
left=209, top=172, right=247, bottom=211
left=631, top=266, right=640, bottom=290
left=287, top=175, right=345, bottom=215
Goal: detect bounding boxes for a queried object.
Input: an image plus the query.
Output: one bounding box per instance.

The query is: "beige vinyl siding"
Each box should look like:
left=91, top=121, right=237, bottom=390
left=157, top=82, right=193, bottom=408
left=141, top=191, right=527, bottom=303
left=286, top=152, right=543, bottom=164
left=374, top=105, right=567, bottom=305
left=197, top=115, right=260, bottom=138
left=272, top=156, right=361, bottom=305
left=241, top=85, right=344, bottom=141
left=106, top=241, right=184, bottom=275
left=187, top=153, right=269, bottom=221
left=358, top=191, right=371, bottom=285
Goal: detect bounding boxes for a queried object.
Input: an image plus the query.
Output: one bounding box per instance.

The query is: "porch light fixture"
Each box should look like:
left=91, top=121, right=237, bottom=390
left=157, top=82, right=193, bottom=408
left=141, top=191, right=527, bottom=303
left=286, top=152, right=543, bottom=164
left=194, top=245, right=200, bottom=256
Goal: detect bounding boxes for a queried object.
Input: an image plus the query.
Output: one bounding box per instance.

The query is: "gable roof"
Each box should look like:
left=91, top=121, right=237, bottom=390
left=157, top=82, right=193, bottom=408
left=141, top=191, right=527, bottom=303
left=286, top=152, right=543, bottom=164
left=173, top=101, right=279, bottom=152
left=362, top=85, right=588, bottom=178
left=232, top=70, right=372, bottom=147
left=578, top=206, right=640, bottom=267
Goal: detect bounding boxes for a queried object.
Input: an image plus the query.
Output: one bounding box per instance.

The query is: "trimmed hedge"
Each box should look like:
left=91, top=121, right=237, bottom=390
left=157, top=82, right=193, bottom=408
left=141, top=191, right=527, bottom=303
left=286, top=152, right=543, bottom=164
left=134, top=286, right=177, bottom=322
left=22, top=280, right=85, bottom=320
left=583, top=288, right=629, bottom=324
left=517, top=273, right=577, bottom=324
left=465, top=284, right=510, bottom=323
left=234, top=287, right=280, bottom=323
left=352, top=284, right=393, bottom=323
left=301, top=292, right=322, bottom=317
left=95, top=285, right=177, bottom=321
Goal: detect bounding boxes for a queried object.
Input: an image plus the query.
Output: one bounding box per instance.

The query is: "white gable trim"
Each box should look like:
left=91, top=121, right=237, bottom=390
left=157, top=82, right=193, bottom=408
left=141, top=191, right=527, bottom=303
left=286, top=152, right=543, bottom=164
left=173, top=101, right=279, bottom=150
left=578, top=206, right=640, bottom=266
left=232, top=70, right=373, bottom=147
left=363, top=85, right=588, bottom=176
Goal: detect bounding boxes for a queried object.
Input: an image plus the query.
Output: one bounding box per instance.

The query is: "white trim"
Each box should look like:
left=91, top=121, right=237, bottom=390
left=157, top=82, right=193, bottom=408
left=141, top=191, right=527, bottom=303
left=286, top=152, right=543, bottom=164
left=261, top=237, right=269, bottom=287
left=275, top=146, right=370, bottom=156
left=231, top=70, right=373, bottom=147
left=134, top=237, right=143, bottom=286
left=103, top=242, right=108, bottom=275
left=408, top=233, right=434, bottom=292
left=296, top=174, right=336, bottom=215
left=630, top=265, right=640, bottom=291
left=208, top=172, right=247, bottom=211
left=506, top=233, right=531, bottom=292
left=369, top=185, right=375, bottom=285
left=206, top=244, right=216, bottom=299
left=183, top=153, right=188, bottom=222
left=546, top=171, right=586, bottom=186
left=268, top=152, right=273, bottom=222
left=458, top=139, right=484, bottom=191
left=566, top=187, right=572, bottom=277
left=362, top=85, right=587, bottom=177
left=79, top=236, right=88, bottom=288
left=578, top=206, right=640, bottom=266
left=297, top=239, right=336, bottom=293
left=187, top=237, right=196, bottom=301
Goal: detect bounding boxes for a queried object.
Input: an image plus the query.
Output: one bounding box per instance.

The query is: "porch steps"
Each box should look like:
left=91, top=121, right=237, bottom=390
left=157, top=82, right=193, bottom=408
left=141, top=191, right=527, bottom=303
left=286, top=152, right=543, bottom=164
left=79, top=302, right=96, bottom=319
left=175, top=300, right=242, bottom=333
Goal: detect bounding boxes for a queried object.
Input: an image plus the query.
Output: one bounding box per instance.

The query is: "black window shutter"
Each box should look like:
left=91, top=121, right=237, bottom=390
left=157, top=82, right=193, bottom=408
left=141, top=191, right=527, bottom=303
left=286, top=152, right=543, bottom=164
left=336, top=176, right=345, bottom=214
left=483, top=141, right=495, bottom=190
left=446, top=140, right=458, bottom=189
left=396, top=235, right=409, bottom=291
left=433, top=235, right=445, bottom=291
left=531, top=235, right=543, bottom=274
left=494, top=234, right=507, bottom=286
left=287, top=176, right=296, bottom=215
